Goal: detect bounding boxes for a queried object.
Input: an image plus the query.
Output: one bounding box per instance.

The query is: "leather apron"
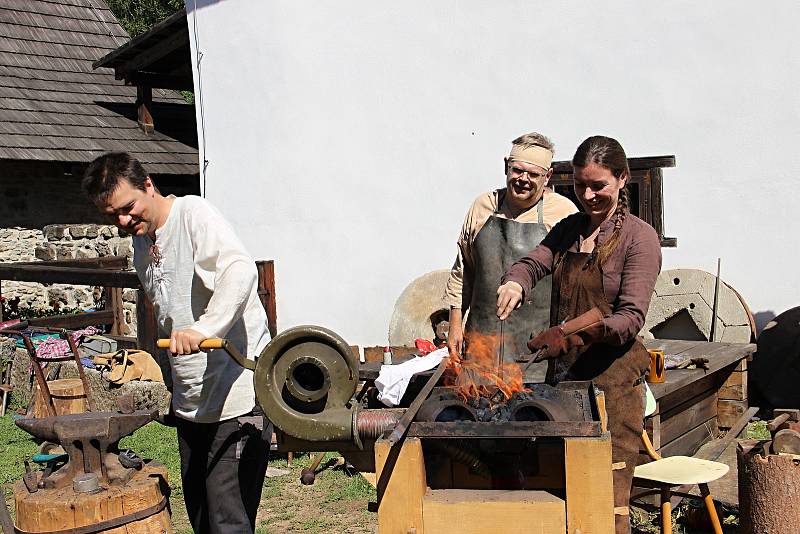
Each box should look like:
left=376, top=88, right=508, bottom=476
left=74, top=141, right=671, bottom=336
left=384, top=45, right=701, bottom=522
left=548, top=249, right=650, bottom=534
left=464, top=195, right=551, bottom=365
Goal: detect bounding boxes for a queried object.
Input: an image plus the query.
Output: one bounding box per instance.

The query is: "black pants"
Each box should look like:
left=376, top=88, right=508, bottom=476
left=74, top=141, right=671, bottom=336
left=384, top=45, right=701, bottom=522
left=176, top=411, right=270, bottom=534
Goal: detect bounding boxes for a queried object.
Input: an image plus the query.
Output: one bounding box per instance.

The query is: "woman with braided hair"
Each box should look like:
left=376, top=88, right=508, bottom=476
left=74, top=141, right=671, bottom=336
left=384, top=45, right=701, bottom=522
left=496, top=135, right=661, bottom=534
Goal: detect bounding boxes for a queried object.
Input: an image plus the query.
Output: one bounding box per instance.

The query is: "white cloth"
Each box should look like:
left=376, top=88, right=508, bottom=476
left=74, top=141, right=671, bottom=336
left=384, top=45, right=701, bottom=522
left=375, top=347, right=447, bottom=407
left=133, top=196, right=271, bottom=423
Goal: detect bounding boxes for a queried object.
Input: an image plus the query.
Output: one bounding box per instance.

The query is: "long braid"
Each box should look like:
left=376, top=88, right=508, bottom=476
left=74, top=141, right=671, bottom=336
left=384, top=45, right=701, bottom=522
left=595, top=187, right=629, bottom=267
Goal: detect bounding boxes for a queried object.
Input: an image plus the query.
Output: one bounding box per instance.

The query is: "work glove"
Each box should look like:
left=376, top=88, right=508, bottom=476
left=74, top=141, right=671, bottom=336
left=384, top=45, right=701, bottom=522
left=527, top=307, right=606, bottom=361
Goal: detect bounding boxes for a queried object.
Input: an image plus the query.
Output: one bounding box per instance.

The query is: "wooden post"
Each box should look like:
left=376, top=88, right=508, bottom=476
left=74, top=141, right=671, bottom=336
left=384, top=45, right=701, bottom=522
left=137, top=85, right=154, bottom=134
left=136, top=290, right=157, bottom=356
left=564, top=436, right=615, bottom=534
left=375, top=437, right=426, bottom=534
left=256, top=260, right=277, bottom=338
left=738, top=440, right=800, bottom=533
left=107, top=287, right=124, bottom=336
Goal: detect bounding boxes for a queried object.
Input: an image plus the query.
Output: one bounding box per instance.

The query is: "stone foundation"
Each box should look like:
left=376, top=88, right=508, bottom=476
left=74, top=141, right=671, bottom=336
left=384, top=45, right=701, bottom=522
left=0, top=224, right=136, bottom=335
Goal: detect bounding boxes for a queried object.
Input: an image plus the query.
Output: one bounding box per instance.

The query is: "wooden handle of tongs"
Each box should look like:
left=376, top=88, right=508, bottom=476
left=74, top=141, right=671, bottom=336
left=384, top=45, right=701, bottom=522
left=156, top=338, right=255, bottom=370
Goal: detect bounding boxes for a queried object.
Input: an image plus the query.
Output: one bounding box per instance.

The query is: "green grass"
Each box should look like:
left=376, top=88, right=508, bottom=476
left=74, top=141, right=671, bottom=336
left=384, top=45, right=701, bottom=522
left=0, top=415, right=38, bottom=492
left=1, top=414, right=377, bottom=532
left=744, top=420, right=770, bottom=440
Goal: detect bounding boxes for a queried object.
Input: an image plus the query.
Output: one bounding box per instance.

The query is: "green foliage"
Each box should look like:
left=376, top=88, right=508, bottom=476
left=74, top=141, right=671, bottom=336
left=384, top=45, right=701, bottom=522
left=106, top=0, right=185, bottom=37
left=744, top=420, right=770, bottom=440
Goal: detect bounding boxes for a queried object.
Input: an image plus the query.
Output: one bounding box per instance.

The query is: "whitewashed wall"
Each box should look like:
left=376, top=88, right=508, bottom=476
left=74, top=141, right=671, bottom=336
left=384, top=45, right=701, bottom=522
left=186, top=1, right=799, bottom=346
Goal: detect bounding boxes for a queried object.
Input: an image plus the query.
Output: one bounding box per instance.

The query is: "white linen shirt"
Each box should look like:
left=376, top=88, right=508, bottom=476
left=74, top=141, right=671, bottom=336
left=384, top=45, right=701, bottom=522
left=133, top=196, right=271, bottom=422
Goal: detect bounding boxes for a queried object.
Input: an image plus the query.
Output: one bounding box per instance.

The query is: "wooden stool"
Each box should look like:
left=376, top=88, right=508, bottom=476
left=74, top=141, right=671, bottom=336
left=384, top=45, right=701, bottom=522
left=631, top=430, right=727, bottom=534
left=33, top=378, right=86, bottom=418
left=14, top=462, right=172, bottom=533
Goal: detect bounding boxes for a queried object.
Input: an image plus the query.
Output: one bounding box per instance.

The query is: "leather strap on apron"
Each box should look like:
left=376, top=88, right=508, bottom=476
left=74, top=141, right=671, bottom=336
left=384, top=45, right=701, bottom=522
left=464, top=196, right=551, bottom=363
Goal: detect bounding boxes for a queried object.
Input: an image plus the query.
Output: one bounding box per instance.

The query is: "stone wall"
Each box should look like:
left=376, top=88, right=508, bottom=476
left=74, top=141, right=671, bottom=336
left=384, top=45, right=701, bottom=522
left=0, top=224, right=136, bottom=335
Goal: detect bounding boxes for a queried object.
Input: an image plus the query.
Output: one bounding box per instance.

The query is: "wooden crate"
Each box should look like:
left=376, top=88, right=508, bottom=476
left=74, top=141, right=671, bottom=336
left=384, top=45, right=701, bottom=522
left=643, top=340, right=754, bottom=457
left=374, top=435, right=614, bottom=534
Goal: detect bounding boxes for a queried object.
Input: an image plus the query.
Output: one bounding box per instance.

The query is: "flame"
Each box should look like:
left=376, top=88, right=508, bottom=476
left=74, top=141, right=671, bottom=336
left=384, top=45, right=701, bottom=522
left=445, top=331, right=527, bottom=402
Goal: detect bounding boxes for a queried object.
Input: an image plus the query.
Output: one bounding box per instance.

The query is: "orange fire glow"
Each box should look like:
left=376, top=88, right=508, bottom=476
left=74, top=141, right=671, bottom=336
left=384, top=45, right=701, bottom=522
left=445, top=331, right=527, bottom=402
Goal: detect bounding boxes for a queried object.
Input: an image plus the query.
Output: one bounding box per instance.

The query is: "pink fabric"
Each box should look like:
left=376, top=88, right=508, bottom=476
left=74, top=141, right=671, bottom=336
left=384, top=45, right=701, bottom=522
left=33, top=326, right=102, bottom=361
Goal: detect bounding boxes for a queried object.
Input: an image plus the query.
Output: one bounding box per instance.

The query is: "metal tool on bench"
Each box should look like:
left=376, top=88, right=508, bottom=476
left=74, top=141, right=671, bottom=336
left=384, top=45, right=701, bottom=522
left=15, top=410, right=156, bottom=490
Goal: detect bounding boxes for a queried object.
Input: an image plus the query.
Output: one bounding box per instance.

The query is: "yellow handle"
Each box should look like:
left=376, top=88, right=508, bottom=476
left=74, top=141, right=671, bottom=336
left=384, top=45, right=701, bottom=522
left=155, top=338, right=254, bottom=370
left=156, top=338, right=226, bottom=350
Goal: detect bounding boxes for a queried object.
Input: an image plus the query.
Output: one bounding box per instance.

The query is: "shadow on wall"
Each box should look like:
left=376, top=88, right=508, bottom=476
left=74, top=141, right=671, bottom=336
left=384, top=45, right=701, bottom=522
left=753, top=310, right=776, bottom=337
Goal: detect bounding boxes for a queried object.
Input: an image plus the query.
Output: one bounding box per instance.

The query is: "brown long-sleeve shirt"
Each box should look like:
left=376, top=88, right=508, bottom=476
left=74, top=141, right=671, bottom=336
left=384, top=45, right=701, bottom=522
left=503, top=212, right=662, bottom=346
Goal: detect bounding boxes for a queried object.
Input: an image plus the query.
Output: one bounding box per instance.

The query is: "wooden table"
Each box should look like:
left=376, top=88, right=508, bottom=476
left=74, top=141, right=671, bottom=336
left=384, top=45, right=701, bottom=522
left=642, top=339, right=755, bottom=456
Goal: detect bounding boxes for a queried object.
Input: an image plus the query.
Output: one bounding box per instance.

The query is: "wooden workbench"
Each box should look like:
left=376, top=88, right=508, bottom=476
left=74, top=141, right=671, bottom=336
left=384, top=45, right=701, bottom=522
left=642, top=338, right=755, bottom=457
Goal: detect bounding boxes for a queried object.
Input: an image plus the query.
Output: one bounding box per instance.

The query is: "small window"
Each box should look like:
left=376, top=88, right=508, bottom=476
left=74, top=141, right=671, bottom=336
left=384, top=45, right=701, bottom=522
left=550, top=156, right=677, bottom=247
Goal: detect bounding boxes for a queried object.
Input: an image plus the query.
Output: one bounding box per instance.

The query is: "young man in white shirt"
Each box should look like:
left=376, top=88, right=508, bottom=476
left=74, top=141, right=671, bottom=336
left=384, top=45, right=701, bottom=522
left=83, top=152, right=270, bottom=534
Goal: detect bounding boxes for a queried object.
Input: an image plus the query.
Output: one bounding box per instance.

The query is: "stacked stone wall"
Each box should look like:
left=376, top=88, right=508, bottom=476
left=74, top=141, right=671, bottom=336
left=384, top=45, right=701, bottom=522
left=0, top=224, right=136, bottom=335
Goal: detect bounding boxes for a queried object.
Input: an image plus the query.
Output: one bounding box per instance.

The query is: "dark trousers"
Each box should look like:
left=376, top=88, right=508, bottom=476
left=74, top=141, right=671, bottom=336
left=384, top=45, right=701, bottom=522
left=176, top=411, right=270, bottom=534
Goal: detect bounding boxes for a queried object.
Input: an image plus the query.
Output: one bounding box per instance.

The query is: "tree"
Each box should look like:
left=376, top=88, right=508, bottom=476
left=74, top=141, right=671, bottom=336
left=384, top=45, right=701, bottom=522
left=105, top=0, right=185, bottom=37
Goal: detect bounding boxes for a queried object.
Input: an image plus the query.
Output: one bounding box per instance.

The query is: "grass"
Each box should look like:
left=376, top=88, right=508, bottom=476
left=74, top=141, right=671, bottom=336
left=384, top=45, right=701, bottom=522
left=1, top=413, right=378, bottom=533
left=0, top=415, right=38, bottom=495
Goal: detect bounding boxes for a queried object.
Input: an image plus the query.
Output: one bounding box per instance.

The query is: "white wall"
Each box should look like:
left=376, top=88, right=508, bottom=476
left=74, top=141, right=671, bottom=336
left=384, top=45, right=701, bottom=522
left=186, top=1, right=799, bottom=345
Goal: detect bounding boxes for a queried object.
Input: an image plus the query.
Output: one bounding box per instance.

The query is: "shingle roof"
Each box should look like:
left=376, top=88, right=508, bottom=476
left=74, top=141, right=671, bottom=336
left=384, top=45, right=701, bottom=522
left=0, top=0, right=198, bottom=175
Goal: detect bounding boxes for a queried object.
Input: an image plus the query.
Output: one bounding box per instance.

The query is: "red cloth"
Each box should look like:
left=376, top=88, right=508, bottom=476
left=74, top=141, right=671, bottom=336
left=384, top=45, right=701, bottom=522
left=414, top=339, right=436, bottom=355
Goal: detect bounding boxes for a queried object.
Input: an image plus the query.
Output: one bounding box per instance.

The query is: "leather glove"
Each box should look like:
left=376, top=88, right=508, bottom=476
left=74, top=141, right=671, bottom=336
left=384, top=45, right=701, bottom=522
left=528, top=326, right=584, bottom=361
left=527, top=307, right=606, bottom=361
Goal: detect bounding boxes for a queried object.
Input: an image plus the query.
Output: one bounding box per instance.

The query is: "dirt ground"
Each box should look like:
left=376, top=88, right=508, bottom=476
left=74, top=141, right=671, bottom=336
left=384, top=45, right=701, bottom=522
left=167, top=453, right=378, bottom=534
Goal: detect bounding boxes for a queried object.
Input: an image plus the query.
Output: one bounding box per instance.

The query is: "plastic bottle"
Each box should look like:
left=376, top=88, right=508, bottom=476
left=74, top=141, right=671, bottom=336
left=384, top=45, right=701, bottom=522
left=383, top=345, right=393, bottom=365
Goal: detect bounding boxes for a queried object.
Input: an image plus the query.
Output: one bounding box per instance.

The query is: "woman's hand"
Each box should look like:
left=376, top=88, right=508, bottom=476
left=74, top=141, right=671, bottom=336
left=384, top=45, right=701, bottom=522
left=528, top=326, right=581, bottom=361
left=496, top=281, right=524, bottom=321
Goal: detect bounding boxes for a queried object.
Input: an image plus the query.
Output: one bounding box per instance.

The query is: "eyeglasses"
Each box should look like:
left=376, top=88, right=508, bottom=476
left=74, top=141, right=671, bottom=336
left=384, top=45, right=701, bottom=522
left=508, top=166, right=547, bottom=180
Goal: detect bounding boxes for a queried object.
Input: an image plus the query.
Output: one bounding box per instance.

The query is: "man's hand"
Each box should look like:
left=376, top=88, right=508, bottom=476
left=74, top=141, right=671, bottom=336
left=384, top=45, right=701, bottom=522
left=496, top=281, right=524, bottom=321
left=169, top=328, right=207, bottom=355
left=447, top=308, right=464, bottom=360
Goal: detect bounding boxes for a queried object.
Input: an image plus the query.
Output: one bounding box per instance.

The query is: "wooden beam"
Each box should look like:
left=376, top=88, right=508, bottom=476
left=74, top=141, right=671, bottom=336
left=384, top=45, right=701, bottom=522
left=0, top=264, right=141, bottom=288
left=137, top=85, right=154, bottom=134
left=564, top=436, right=615, bottom=533
left=13, top=256, right=129, bottom=269
left=123, top=28, right=190, bottom=75
left=136, top=290, right=157, bottom=357
left=552, top=155, right=676, bottom=173
left=375, top=437, right=426, bottom=534
left=28, top=310, right=114, bottom=329
left=256, top=260, right=277, bottom=338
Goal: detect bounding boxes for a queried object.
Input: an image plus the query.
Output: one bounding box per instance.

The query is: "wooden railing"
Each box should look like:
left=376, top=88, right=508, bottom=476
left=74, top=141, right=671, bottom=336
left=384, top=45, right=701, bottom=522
left=0, top=258, right=277, bottom=355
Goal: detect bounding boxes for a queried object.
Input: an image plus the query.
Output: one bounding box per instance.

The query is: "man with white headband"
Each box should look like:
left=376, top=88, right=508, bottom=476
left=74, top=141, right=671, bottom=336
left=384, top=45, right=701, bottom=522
left=445, top=132, right=577, bottom=374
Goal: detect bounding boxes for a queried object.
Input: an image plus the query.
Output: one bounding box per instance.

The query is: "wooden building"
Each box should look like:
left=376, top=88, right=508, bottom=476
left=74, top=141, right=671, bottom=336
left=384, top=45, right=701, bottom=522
left=0, top=0, right=199, bottom=231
